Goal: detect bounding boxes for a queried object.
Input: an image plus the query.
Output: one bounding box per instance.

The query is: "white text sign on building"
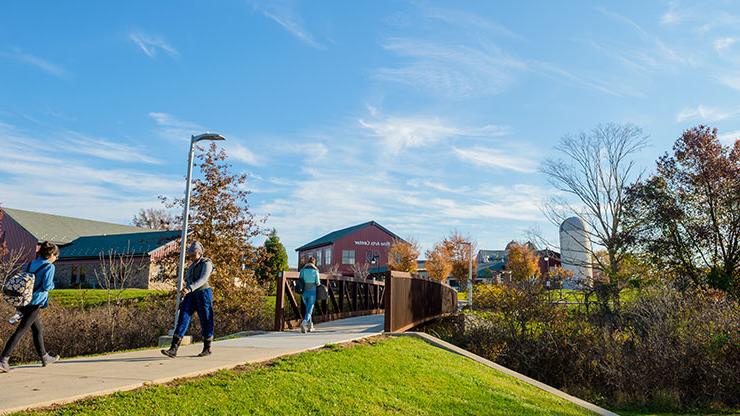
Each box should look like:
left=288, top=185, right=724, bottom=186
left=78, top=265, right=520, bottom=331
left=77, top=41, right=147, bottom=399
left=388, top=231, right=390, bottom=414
left=353, top=240, right=391, bottom=247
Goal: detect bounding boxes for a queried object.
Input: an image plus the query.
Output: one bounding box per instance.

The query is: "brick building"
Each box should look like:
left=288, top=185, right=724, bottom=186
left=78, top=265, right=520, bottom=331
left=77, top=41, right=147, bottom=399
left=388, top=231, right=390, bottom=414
left=1, top=208, right=179, bottom=289
left=295, top=221, right=404, bottom=275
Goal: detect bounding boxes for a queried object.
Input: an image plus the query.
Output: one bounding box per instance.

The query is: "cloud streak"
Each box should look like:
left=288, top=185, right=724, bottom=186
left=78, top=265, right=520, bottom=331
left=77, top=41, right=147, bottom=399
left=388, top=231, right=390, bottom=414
left=359, top=112, right=508, bottom=154
left=249, top=0, right=323, bottom=49
left=453, top=146, right=538, bottom=173
left=0, top=49, right=65, bottom=78
left=129, top=32, right=178, bottom=58
left=376, top=37, right=526, bottom=98
left=676, top=105, right=740, bottom=122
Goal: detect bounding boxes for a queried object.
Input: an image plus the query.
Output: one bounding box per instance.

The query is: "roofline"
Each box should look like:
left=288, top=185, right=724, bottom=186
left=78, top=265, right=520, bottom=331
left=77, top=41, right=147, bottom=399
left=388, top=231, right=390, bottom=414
left=295, top=221, right=405, bottom=252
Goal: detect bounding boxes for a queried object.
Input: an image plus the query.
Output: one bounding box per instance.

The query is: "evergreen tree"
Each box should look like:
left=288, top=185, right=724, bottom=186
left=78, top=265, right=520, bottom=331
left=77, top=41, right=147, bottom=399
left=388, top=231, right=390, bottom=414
left=257, top=228, right=288, bottom=293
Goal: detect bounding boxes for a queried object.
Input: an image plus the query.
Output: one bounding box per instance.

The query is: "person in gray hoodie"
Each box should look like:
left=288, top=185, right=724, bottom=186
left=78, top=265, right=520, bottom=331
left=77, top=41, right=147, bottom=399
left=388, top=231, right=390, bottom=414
left=161, top=241, right=214, bottom=358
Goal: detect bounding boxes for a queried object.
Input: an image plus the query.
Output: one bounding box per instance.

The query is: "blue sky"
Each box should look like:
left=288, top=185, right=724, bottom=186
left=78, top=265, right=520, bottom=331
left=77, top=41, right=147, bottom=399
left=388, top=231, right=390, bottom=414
left=1, top=1, right=739, bottom=265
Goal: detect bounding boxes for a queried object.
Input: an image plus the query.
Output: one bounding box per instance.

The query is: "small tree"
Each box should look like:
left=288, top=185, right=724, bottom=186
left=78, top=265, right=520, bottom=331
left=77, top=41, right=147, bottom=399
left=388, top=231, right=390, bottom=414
left=388, top=238, right=420, bottom=273
left=425, top=243, right=452, bottom=281
left=351, top=262, right=369, bottom=280
left=161, top=143, right=267, bottom=300
left=132, top=208, right=176, bottom=230
left=94, top=246, right=149, bottom=345
left=256, top=229, right=288, bottom=293
left=0, top=207, right=23, bottom=281
left=506, top=242, right=540, bottom=285
left=443, top=232, right=477, bottom=289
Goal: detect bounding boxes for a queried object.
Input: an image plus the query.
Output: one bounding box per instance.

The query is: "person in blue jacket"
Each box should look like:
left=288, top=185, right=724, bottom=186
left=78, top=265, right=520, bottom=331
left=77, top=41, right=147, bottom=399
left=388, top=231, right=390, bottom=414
left=161, top=241, right=215, bottom=358
left=0, top=241, right=60, bottom=372
left=299, top=256, right=321, bottom=333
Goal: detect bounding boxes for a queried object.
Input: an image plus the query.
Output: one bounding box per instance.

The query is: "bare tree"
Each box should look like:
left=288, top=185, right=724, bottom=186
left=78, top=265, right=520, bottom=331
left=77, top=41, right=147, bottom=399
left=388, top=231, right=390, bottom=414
left=541, top=123, right=647, bottom=319
left=0, top=249, right=24, bottom=283
left=94, top=245, right=150, bottom=345
left=132, top=208, right=176, bottom=230
left=351, top=262, right=369, bottom=280
left=327, top=263, right=341, bottom=277
left=95, top=245, right=149, bottom=303
left=541, top=123, right=647, bottom=278
left=0, top=207, right=24, bottom=281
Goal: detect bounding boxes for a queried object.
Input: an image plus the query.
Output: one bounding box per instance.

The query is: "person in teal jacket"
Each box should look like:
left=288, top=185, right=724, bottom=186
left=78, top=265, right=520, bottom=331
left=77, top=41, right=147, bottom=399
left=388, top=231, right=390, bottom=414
left=0, top=241, right=60, bottom=372
left=298, top=257, right=321, bottom=333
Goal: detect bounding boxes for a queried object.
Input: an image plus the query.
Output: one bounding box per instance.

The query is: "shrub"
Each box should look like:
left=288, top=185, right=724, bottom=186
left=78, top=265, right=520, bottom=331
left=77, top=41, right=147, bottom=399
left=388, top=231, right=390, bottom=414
left=0, top=289, right=271, bottom=364
left=422, top=283, right=740, bottom=411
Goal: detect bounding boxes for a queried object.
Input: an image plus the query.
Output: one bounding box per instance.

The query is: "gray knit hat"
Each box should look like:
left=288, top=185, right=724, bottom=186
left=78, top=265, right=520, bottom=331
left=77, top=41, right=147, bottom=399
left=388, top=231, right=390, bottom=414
left=186, top=241, right=204, bottom=256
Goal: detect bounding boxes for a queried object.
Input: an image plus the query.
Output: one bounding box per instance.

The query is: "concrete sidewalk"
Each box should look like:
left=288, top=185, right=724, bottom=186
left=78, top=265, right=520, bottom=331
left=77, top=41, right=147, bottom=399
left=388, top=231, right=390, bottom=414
left=0, top=314, right=384, bottom=415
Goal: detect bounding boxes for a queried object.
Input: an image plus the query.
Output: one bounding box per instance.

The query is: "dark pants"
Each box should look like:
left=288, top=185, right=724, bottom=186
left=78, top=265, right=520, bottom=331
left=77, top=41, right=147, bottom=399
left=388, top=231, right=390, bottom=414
left=175, top=288, right=214, bottom=340
left=2, top=304, right=47, bottom=358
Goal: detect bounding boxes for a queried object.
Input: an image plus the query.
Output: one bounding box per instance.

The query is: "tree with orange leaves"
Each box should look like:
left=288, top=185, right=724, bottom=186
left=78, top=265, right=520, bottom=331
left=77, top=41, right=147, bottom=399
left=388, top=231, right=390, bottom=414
left=506, top=241, right=540, bottom=284
left=425, top=243, right=451, bottom=281
left=388, top=238, right=420, bottom=273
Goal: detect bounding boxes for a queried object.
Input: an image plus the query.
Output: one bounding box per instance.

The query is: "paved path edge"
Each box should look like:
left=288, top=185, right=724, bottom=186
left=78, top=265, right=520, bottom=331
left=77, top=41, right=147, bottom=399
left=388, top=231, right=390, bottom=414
left=388, top=332, right=620, bottom=416
left=1, top=332, right=380, bottom=415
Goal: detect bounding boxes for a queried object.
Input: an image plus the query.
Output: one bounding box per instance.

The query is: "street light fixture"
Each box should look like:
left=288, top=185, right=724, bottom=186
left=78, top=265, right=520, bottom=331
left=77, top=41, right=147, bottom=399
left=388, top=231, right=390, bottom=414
left=170, top=133, right=226, bottom=335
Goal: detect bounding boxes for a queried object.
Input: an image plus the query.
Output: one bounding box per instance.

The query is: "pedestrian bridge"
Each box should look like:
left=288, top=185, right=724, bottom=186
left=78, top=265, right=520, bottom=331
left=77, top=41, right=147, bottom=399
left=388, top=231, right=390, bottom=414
left=274, top=271, right=458, bottom=333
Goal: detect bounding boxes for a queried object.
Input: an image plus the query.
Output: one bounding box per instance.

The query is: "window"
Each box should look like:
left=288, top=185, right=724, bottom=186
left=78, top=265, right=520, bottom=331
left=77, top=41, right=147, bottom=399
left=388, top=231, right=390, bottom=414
left=366, top=250, right=380, bottom=263
left=316, top=250, right=322, bottom=266
left=324, top=248, right=332, bottom=265
left=71, top=266, right=78, bottom=285
left=342, top=250, right=355, bottom=265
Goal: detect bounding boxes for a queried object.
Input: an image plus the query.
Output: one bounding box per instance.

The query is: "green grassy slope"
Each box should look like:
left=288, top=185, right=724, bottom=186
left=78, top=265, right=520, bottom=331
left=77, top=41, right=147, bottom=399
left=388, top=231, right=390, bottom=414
left=49, top=289, right=168, bottom=308
left=21, top=337, right=594, bottom=416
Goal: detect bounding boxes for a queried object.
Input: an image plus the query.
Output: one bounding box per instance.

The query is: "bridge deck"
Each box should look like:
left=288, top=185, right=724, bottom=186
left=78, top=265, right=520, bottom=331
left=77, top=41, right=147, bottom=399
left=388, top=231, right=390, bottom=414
left=0, top=314, right=384, bottom=415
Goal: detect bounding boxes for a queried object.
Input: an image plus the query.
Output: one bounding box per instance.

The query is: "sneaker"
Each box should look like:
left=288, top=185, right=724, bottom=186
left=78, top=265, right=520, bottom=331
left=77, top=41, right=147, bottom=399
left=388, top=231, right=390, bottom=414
left=0, top=357, right=9, bottom=373
left=308, top=322, right=315, bottom=332
left=300, top=320, right=307, bottom=333
left=41, top=354, right=59, bottom=367
left=8, top=312, right=22, bottom=325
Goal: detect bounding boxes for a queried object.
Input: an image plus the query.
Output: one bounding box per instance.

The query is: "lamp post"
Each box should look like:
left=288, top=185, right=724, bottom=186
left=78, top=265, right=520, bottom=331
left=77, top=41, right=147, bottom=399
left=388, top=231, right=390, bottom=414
left=462, top=242, right=473, bottom=308
left=170, top=133, right=226, bottom=335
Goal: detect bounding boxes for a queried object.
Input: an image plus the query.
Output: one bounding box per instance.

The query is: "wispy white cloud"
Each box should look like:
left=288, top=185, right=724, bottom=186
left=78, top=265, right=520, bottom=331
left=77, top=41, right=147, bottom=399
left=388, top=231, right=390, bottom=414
left=715, top=74, right=740, bottom=91
left=0, top=49, right=65, bottom=78
left=676, top=105, right=740, bottom=122
left=376, top=37, right=526, bottom=98
left=228, top=142, right=261, bottom=166
left=453, top=146, right=538, bottom=173
left=149, top=112, right=203, bottom=141
left=0, top=122, right=181, bottom=223
left=419, top=6, right=521, bottom=40
left=129, top=32, right=178, bottom=58
left=660, top=2, right=683, bottom=25
left=61, top=132, right=162, bottom=164
left=714, top=37, right=737, bottom=52
left=718, top=130, right=739, bottom=146
left=532, top=61, right=642, bottom=97
left=359, top=112, right=508, bottom=154
left=248, top=0, right=323, bottom=49
left=149, top=112, right=262, bottom=165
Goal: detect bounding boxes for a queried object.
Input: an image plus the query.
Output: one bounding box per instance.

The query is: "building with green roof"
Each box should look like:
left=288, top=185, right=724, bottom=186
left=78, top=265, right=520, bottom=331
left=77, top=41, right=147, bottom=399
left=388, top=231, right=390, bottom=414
left=1, top=207, right=180, bottom=289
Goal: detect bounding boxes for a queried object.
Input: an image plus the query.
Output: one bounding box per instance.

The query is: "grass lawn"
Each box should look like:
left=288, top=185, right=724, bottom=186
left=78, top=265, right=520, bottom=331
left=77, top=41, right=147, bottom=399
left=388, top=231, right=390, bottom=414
left=617, top=410, right=739, bottom=416
left=49, top=289, right=169, bottom=308
left=20, top=337, right=594, bottom=416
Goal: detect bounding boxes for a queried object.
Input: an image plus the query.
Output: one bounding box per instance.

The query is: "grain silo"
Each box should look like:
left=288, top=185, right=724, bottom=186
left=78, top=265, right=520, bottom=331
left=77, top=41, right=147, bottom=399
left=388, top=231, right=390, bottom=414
left=559, top=217, right=593, bottom=289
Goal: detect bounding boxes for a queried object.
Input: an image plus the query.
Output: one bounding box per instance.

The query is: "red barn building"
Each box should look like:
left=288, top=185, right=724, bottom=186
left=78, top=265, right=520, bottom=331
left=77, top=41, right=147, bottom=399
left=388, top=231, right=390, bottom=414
left=295, top=221, right=404, bottom=275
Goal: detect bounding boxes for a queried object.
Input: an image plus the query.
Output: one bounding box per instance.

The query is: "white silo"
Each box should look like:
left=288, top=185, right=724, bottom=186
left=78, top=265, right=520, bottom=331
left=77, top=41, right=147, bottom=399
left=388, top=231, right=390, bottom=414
left=559, top=217, right=593, bottom=289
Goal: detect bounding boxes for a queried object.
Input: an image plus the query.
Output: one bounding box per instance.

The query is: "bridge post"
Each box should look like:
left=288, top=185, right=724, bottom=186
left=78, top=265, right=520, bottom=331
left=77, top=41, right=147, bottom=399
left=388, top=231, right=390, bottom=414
left=384, top=271, right=392, bottom=332
left=274, top=271, right=286, bottom=331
